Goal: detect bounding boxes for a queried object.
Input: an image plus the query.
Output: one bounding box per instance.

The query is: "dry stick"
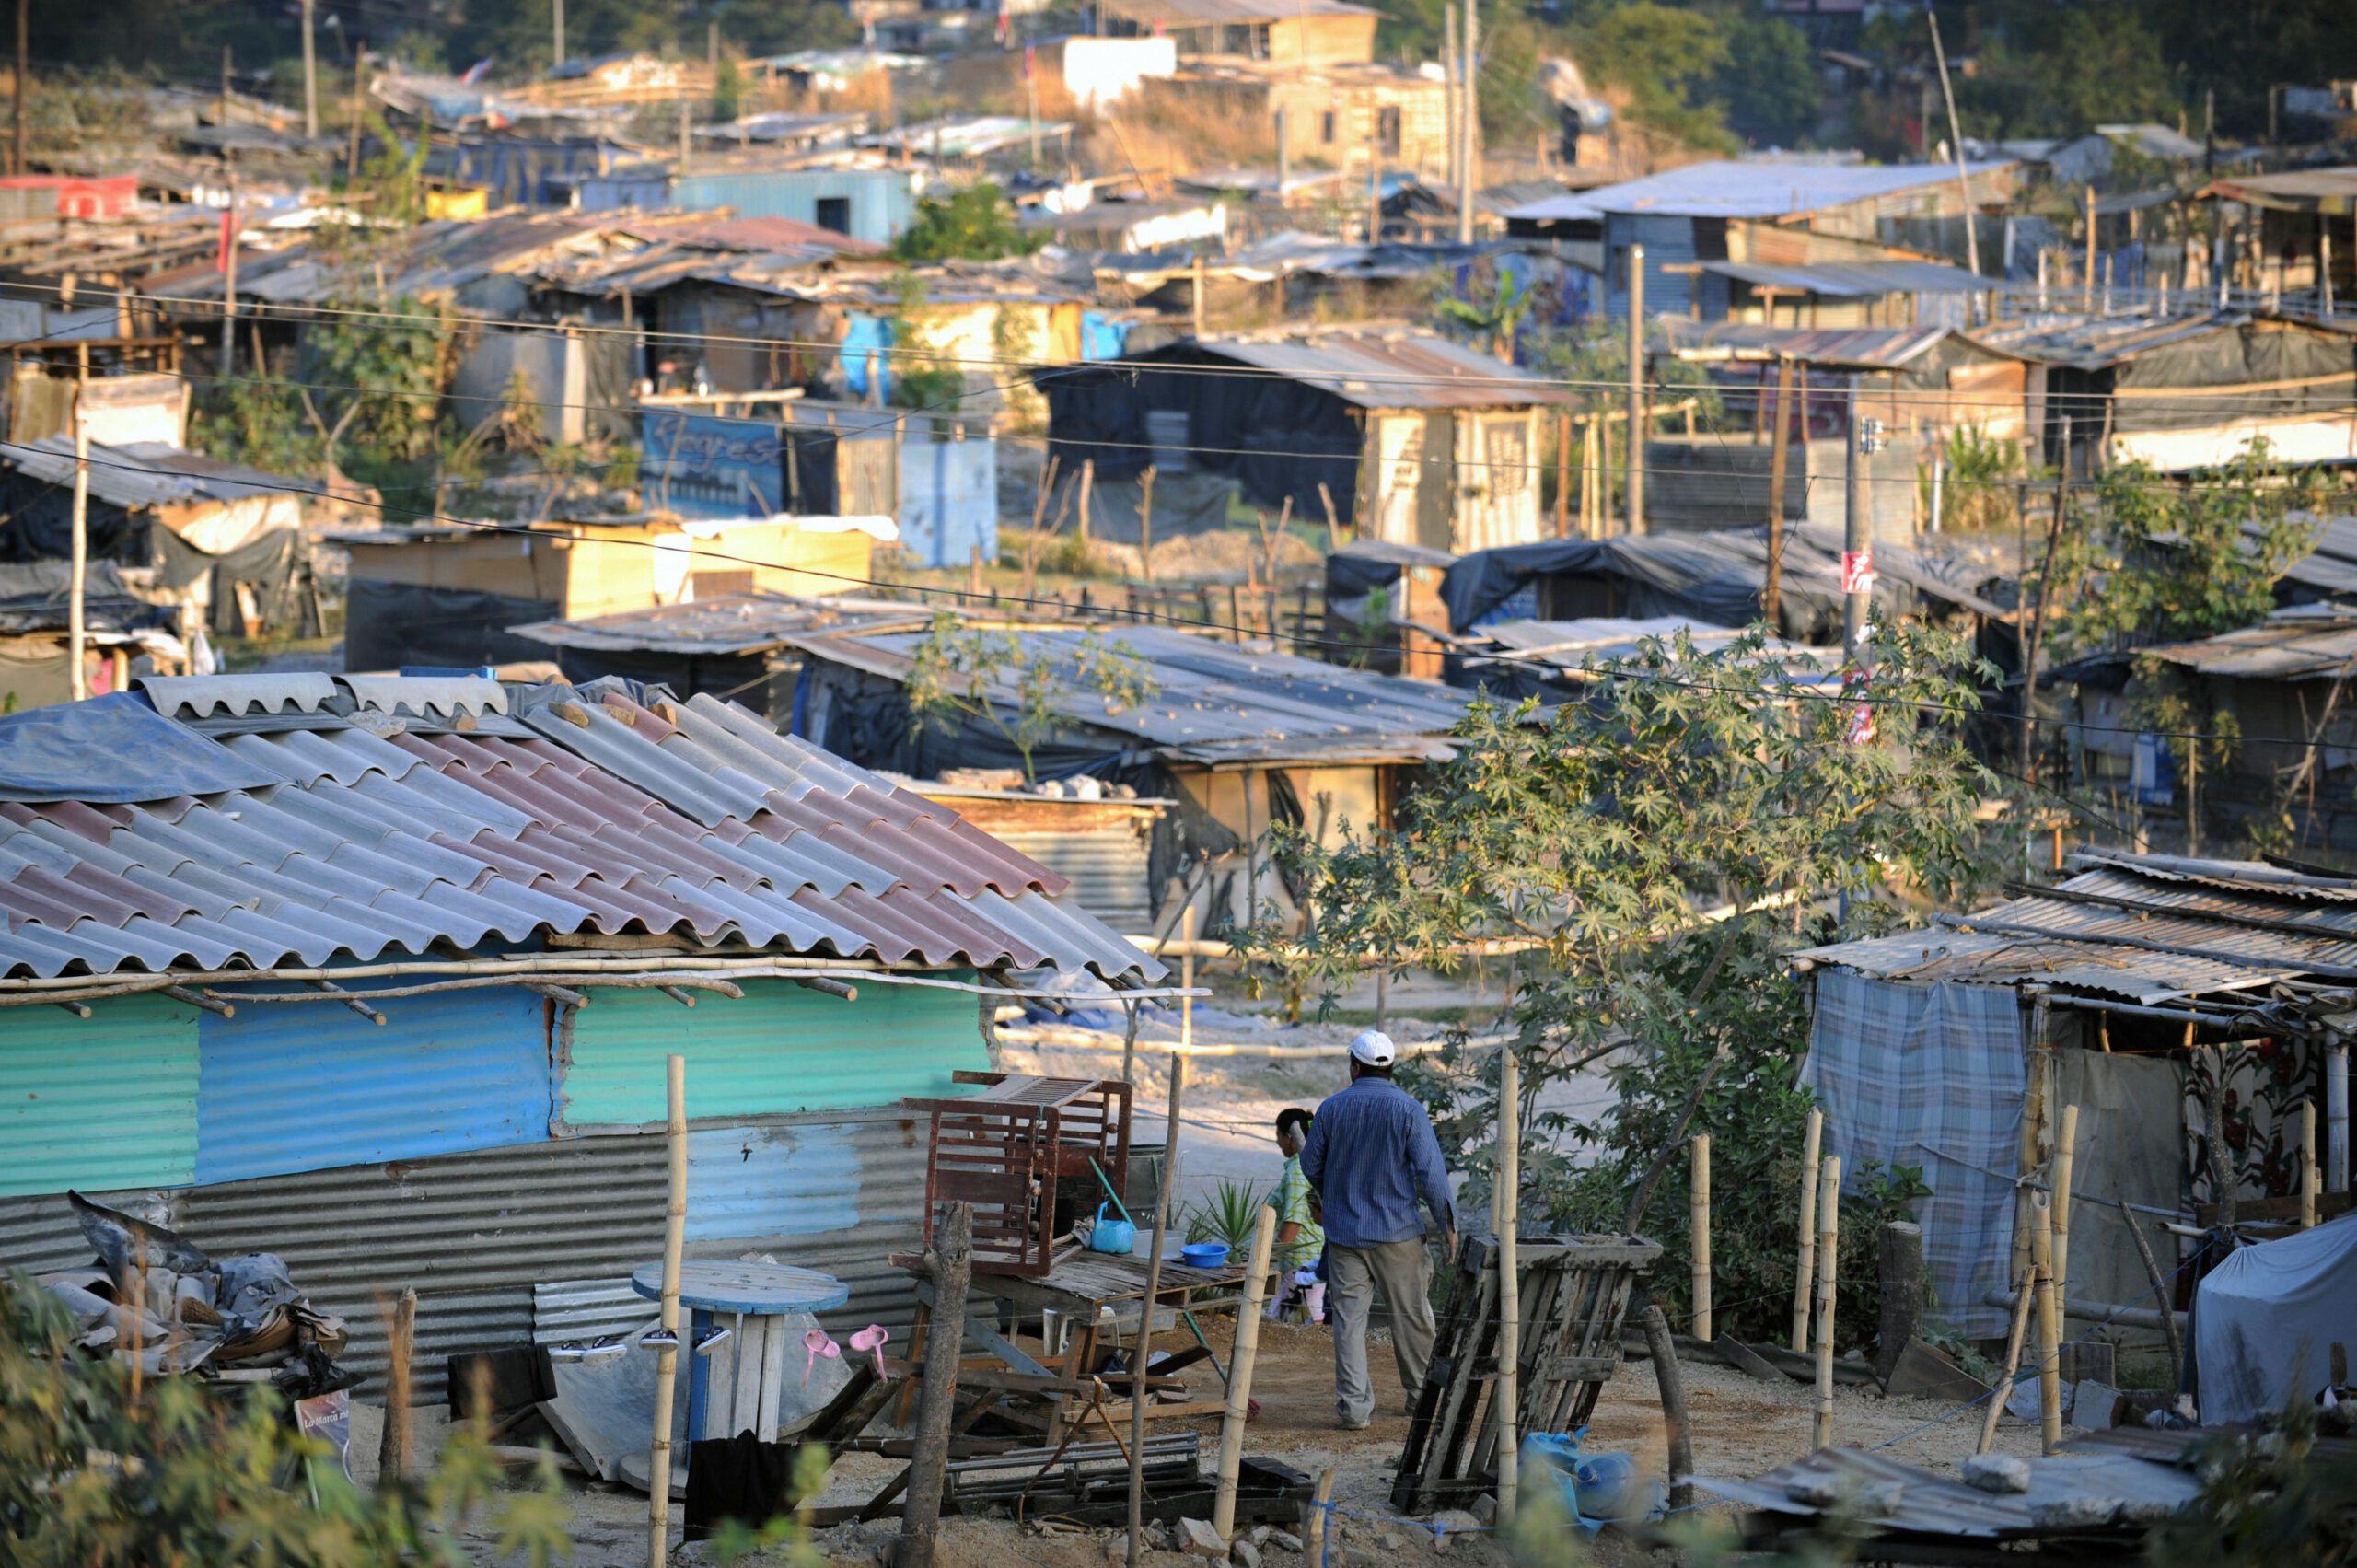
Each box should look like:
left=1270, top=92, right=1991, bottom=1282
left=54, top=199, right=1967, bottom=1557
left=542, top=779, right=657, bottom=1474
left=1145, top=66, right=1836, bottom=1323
left=1212, top=1203, right=1277, bottom=1541
left=1620, top=1043, right=1732, bottom=1236
left=2117, top=1199, right=2183, bottom=1397
left=1318, top=481, right=1341, bottom=552
left=1126, top=1051, right=1186, bottom=1568
left=2304, top=1100, right=2319, bottom=1230
left=379, top=1286, right=416, bottom=1486
left=1639, top=1304, right=1693, bottom=1511
left=1077, top=458, right=1095, bottom=547
left=1689, top=1132, right=1713, bottom=1342
left=2031, top=1194, right=2062, bottom=1454
left=1021, top=455, right=1062, bottom=603
left=1812, top=1154, right=1840, bottom=1451
left=1138, top=463, right=1156, bottom=585
left=2206, top=1044, right=2237, bottom=1228
left=1497, top=1046, right=1521, bottom=1525
left=1792, top=1107, right=1823, bottom=1353
left=2052, top=1104, right=2079, bottom=1299
left=1974, top=1260, right=2037, bottom=1457
left=647, top=1054, right=687, bottom=1568
left=901, top=1200, right=973, bottom=1568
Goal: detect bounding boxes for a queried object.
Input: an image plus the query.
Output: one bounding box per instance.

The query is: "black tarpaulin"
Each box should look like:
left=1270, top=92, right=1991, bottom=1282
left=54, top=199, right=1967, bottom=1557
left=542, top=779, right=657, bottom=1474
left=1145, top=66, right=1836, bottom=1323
left=2111, top=322, right=2357, bottom=434
left=343, top=579, right=563, bottom=673
left=153, top=524, right=307, bottom=639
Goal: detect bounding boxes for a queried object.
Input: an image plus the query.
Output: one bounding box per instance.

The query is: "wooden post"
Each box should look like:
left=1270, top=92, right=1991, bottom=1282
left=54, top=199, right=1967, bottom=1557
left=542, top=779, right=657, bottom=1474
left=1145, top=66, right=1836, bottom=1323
left=1127, top=1051, right=1186, bottom=1568
left=1302, top=1465, right=1335, bottom=1562
left=377, top=1287, right=416, bottom=1485
left=1792, top=1106, right=1822, bottom=1353
left=1180, top=905, right=1195, bottom=1050
left=2303, top=1100, right=2318, bottom=1230
left=1639, top=1303, right=1692, bottom=1511
left=900, top=1202, right=972, bottom=1568
left=1077, top=458, right=1094, bottom=545
left=2031, top=1194, right=2061, bottom=1454
left=1625, top=243, right=1645, bottom=534
left=1212, top=1203, right=1277, bottom=1540
left=1974, top=1261, right=2036, bottom=1456
left=2052, top=1103, right=2079, bottom=1297
left=1191, top=254, right=1205, bottom=340
left=1552, top=412, right=1570, bottom=538
left=648, top=1054, right=687, bottom=1568
left=1811, top=1155, right=1840, bottom=1450
left=1139, top=464, right=1156, bottom=584
left=1318, top=480, right=1341, bottom=552
left=1497, top=1047, right=1520, bottom=1524
left=1764, top=356, right=1794, bottom=628
left=1689, top=1132, right=1711, bottom=1342
left=1874, top=1222, right=1923, bottom=1385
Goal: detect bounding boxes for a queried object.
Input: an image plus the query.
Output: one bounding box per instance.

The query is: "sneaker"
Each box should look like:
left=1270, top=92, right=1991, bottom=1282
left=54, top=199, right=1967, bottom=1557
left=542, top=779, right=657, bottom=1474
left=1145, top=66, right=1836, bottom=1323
left=1338, top=1414, right=1372, bottom=1431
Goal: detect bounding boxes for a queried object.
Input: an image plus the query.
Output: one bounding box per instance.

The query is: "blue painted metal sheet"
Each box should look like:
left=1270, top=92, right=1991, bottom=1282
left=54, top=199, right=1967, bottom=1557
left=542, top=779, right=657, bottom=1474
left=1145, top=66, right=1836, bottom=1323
left=194, top=981, right=552, bottom=1185
left=640, top=410, right=786, bottom=518
left=0, top=991, right=197, bottom=1197
left=670, top=169, right=919, bottom=247
left=838, top=314, right=892, bottom=402
left=558, top=977, right=985, bottom=1128
left=899, top=433, right=997, bottom=570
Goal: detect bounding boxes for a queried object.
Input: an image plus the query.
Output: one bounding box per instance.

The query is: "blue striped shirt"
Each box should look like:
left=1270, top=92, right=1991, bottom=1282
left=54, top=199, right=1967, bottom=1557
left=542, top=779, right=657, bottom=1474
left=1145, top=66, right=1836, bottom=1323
left=1296, top=1076, right=1457, bottom=1249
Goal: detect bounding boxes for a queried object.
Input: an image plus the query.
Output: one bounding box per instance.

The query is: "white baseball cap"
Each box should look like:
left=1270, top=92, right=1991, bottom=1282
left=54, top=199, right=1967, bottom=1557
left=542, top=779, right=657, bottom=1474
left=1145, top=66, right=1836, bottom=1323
left=1349, top=1029, right=1397, bottom=1067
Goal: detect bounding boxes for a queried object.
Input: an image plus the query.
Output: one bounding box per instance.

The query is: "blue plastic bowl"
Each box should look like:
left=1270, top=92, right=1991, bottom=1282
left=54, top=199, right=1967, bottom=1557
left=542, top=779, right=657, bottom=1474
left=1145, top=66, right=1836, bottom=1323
left=1181, top=1242, right=1231, bottom=1270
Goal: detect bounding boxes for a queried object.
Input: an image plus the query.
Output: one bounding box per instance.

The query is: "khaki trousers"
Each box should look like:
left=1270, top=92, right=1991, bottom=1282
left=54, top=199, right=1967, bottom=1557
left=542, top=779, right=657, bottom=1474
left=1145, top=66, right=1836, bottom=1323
left=1325, top=1237, right=1437, bottom=1424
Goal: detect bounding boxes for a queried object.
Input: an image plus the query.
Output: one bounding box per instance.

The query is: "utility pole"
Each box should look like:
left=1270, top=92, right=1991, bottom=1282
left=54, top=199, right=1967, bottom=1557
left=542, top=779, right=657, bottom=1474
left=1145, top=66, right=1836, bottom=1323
left=553, top=0, right=565, bottom=68
left=1456, top=0, right=1477, bottom=245
left=1624, top=241, right=1644, bottom=534
left=12, top=0, right=25, bottom=177
left=220, top=162, right=239, bottom=384
left=1923, top=0, right=1980, bottom=276
left=68, top=368, right=87, bottom=702
left=302, top=0, right=318, bottom=139
left=1844, top=375, right=1883, bottom=659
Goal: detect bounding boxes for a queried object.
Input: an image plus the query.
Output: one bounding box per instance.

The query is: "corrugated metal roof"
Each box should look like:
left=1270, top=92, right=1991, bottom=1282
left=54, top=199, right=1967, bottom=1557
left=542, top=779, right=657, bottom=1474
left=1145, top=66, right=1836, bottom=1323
left=5, top=438, right=310, bottom=513
left=786, top=622, right=1472, bottom=757
left=1792, top=926, right=2292, bottom=1004
left=2198, top=165, right=2357, bottom=213
left=1658, top=319, right=1962, bottom=370
left=1474, top=616, right=1844, bottom=687
left=1187, top=331, right=1577, bottom=410
left=2137, top=604, right=2357, bottom=680
left=0, top=676, right=1163, bottom=983
left=1504, top=158, right=2016, bottom=222
left=1966, top=310, right=2245, bottom=371
left=509, top=593, right=925, bottom=656
left=145, top=214, right=611, bottom=308
left=1700, top=259, right=1991, bottom=296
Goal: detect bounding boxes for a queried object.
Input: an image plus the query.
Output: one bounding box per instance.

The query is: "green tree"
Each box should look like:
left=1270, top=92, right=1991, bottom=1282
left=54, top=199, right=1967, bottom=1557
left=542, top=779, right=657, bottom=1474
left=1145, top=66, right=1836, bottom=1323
left=883, top=273, right=966, bottom=412
left=889, top=183, right=1043, bottom=264
left=1239, top=624, right=2003, bottom=1345
left=303, top=294, right=452, bottom=481
left=906, top=613, right=1158, bottom=783
left=1574, top=3, right=1735, bottom=152
left=1715, top=13, right=1821, bottom=148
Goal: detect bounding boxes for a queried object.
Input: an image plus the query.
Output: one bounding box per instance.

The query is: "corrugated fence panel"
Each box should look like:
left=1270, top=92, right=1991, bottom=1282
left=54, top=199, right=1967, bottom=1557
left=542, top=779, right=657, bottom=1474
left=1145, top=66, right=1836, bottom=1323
left=560, top=978, right=987, bottom=1128
left=0, top=993, right=198, bottom=1197
left=196, top=983, right=554, bottom=1185
left=992, top=830, right=1155, bottom=935
left=0, top=1107, right=935, bottom=1402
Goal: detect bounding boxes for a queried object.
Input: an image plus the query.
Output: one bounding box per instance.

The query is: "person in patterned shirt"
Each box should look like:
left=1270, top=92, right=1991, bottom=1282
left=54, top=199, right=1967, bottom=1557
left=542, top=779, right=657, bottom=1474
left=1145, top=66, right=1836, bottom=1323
left=1267, top=1107, right=1326, bottom=1323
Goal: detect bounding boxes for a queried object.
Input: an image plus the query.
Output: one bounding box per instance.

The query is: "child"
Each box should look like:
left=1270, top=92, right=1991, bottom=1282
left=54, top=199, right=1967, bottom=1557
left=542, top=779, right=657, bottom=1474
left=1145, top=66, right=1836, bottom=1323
left=1267, top=1107, right=1326, bottom=1324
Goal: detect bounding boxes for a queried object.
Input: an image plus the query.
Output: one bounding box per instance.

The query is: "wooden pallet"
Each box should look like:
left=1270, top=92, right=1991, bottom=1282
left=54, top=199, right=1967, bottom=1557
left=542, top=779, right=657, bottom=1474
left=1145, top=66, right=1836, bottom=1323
left=1392, top=1233, right=1662, bottom=1515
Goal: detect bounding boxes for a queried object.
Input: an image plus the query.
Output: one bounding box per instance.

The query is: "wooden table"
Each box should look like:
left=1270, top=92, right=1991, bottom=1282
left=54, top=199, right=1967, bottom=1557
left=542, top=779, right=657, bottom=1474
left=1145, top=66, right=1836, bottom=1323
left=632, top=1260, right=850, bottom=1443
left=915, top=1249, right=1247, bottom=1442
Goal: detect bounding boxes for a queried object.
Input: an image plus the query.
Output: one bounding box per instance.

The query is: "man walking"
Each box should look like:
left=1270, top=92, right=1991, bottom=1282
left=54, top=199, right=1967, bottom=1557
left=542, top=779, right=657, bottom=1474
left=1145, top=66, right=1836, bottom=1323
left=1298, top=1029, right=1457, bottom=1429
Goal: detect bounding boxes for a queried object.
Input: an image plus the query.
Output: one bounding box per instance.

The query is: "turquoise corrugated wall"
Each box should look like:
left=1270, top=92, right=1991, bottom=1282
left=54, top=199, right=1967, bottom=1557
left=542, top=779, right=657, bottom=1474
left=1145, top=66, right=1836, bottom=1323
left=0, top=992, right=199, bottom=1197
left=559, top=978, right=987, bottom=1128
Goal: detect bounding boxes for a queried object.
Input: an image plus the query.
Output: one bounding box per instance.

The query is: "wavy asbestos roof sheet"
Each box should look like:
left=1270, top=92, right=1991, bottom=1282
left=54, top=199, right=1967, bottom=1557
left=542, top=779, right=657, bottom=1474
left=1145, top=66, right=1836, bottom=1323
left=0, top=675, right=1161, bottom=983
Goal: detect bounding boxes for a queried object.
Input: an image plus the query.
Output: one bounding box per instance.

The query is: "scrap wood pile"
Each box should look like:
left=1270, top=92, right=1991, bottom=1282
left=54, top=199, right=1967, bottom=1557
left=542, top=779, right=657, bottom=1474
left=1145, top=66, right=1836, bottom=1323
left=32, top=1191, right=352, bottom=1397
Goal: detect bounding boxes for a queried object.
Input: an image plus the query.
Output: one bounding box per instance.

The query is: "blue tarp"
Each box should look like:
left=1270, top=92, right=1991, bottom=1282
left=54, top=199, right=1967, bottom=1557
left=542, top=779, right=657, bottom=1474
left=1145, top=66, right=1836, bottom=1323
left=0, top=691, right=280, bottom=803
left=1080, top=311, right=1129, bottom=362
left=839, top=315, right=893, bottom=402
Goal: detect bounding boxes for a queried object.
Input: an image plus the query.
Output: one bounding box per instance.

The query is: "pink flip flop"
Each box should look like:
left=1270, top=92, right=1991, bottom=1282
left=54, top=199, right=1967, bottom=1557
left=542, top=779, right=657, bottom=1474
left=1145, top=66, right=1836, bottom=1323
left=802, top=1328, right=841, bottom=1386
left=849, top=1324, right=890, bottom=1381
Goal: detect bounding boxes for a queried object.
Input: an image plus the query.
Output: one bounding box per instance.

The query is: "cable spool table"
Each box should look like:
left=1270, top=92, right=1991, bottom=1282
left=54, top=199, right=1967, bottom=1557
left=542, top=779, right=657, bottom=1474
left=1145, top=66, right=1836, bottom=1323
left=632, top=1260, right=851, bottom=1443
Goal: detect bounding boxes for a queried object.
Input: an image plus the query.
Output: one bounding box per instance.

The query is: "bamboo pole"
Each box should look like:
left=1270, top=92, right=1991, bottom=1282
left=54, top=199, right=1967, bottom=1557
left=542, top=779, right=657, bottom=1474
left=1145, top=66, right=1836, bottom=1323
left=68, top=375, right=87, bottom=701
left=2031, top=1193, right=2061, bottom=1454
left=1689, top=1132, right=1712, bottom=1342
left=1181, top=906, right=1195, bottom=1050
left=1303, top=1465, right=1335, bottom=1562
left=648, top=1054, right=687, bottom=1568
left=1497, top=1046, right=1520, bottom=1524
left=1974, top=1260, right=2036, bottom=1456
left=1127, top=1051, right=1185, bottom=1568
left=1212, top=1203, right=1277, bottom=1540
left=1811, top=1154, right=1840, bottom=1450
left=1792, top=1107, right=1822, bottom=1353
left=2052, top=1104, right=2078, bottom=1299
left=2303, top=1100, right=2318, bottom=1230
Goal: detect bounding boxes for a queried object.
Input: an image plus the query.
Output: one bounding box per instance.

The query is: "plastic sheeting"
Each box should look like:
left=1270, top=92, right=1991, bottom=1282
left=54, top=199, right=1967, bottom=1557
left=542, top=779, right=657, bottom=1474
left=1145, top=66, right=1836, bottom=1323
left=343, top=579, right=563, bottom=673
left=0, top=691, right=281, bottom=802
left=2194, top=1214, right=2357, bottom=1423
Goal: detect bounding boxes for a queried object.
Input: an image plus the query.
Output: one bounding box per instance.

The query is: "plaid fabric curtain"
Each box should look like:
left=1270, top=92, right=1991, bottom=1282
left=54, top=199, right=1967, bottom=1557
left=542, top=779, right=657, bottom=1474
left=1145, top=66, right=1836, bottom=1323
left=1802, top=970, right=2026, bottom=1339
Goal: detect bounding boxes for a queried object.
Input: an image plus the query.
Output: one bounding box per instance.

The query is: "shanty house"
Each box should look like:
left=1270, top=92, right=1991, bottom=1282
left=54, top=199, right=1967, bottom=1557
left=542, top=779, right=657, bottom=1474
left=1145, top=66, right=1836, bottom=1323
left=0, top=671, right=1168, bottom=1403
left=1794, top=851, right=2351, bottom=1418
left=1039, top=330, right=1575, bottom=556
left=1971, top=310, right=2357, bottom=474
left=1504, top=159, right=2021, bottom=320
left=0, top=561, right=190, bottom=706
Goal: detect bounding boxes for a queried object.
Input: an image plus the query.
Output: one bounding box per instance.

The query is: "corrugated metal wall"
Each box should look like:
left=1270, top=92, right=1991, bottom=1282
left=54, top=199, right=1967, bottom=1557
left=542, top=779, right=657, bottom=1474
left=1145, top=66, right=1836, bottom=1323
left=0, top=1109, right=935, bottom=1403
left=0, top=993, right=198, bottom=1197
left=560, top=979, right=988, bottom=1129
left=196, top=983, right=554, bottom=1185
left=991, top=831, right=1156, bottom=935
left=669, top=170, right=918, bottom=247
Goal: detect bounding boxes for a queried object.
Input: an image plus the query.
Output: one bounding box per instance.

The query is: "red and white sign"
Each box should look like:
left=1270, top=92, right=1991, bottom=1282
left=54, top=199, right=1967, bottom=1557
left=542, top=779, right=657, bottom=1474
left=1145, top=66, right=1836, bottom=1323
left=1840, top=549, right=1875, bottom=595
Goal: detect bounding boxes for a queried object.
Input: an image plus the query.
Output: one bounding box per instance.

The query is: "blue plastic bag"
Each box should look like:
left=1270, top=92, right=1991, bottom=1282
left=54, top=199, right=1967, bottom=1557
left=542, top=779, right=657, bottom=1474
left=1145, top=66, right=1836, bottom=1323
left=1521, top=1430, right=1665, bottom=1538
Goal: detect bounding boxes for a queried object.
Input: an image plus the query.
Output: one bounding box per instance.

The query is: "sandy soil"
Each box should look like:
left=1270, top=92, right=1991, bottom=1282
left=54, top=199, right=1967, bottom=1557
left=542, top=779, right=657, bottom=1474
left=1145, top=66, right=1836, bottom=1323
left=449, top=1295, right=2072, bottom=1568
